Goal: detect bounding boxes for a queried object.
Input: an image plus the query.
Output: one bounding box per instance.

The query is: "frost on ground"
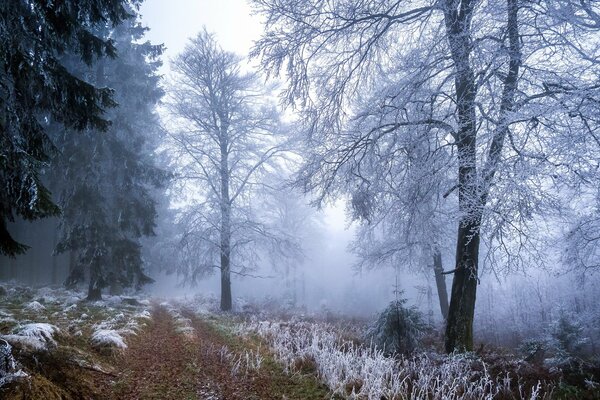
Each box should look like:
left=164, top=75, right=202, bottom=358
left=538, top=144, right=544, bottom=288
left=0, top=281, right=153, bottom=394
left=0, top=339, right=27, bottom=388
left=91, top=329, right=127, bottom=349
left=161, top=301, right=195, bottom=337
left=24, top=301, right=45, bottom=313
left=2, top=323, right=59, bottom=351
left=238, top=319, right=552, bottom=400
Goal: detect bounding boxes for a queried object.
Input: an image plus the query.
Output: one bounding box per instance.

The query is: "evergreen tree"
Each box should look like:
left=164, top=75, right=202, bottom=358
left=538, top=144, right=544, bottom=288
left=54, top=16, right=166, bottom=300
left=0, top=0, right=140, bottom=257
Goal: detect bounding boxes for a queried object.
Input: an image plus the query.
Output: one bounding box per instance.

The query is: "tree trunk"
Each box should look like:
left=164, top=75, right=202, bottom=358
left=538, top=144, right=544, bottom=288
left=87, top=270, right=103, bottom=301
left=445, top=219, right=481, bottom=352
left=444, top=0, right=521, bottom=353
left=432, top=249, right=449, bottom=320
left=220, top=232, right=232, bottom=311
left=443, top=0, right=480, bottom=353
left=219, top=130, right=232, bottom=311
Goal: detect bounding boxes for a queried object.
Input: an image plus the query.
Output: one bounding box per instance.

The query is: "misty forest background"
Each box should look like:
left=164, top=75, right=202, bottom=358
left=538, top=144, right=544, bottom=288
left=1, top=0, right=600, bottom=360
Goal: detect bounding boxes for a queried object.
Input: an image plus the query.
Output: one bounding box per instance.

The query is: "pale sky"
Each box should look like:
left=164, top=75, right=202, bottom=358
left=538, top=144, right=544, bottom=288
left=139, top=0, right=263, bottom=72
left=139, top=0, right=351, bottom=234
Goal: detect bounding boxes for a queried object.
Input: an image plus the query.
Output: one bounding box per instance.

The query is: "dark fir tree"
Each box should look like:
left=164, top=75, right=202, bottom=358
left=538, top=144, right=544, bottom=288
left=53, top=16, right=166, bottom=300
left=0, top=0, right=140, bottom=257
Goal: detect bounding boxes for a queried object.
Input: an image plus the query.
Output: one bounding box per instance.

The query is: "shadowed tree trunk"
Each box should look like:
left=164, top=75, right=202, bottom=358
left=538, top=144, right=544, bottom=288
left=444, top=0, right=520, bottom=352
left=220, top=129, right=232, bottom=311
left=433, top=249, right=449, bottom=320
left=443, top=0, right=480, bottom=353
left=87, top=265, right=103, bottom=301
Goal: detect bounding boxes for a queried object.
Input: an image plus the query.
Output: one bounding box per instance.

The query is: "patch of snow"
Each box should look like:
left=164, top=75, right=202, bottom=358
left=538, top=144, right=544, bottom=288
left=38, top=295, right=58, bottom=304
left=63, top=296, right=81, bottom=305
left=0, top=369, right=28, bottom=388
left=0, top=338, right=28, bottom=388
left=63, top=304, right=77, bottom=312
left=105, top=296, right=123, bottom=306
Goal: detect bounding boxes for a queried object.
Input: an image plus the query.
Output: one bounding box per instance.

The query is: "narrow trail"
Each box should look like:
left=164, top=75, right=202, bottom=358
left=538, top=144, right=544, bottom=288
left=105, top=306, right=209, bottom=399
left=101, top=304, right=329, bottom=400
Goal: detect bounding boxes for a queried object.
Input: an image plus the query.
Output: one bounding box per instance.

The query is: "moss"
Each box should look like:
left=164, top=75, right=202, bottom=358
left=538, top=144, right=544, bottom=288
left=2, top=375, right=69, bottom=400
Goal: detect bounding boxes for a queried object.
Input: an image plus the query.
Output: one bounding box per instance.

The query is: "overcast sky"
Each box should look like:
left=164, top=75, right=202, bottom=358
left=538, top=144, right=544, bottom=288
left=138, top=0, right=351, bottom=236
left=139, top=0, right=262, bottom=71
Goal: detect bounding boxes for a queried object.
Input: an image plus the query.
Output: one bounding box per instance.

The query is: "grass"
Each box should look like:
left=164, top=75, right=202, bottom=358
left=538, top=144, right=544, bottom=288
left=185, top=311, right=334, bottom=399
left=0, top=284, right=151, bottom=400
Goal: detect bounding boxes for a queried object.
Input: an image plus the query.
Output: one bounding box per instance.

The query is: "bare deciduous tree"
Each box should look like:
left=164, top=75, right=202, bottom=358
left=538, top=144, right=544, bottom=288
left=251, top=0, right=600, bottom=351
left=168, top=30, right=288, bottom=311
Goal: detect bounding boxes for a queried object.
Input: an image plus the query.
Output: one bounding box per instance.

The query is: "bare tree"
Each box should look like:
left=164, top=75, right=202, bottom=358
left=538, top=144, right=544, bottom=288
left=168, top=30, right=288, bottom=311
left=251, top=0, right=600, bottom=351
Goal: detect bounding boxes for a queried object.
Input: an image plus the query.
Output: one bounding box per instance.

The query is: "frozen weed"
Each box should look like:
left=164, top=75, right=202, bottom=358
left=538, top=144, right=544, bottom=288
left=239, top=320, right=554, bottom=399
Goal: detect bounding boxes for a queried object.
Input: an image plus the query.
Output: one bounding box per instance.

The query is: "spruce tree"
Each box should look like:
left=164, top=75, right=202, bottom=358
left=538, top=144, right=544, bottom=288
left=0, top=0, right=140, bottom=256
left=54, top=17, right=166, bottom=300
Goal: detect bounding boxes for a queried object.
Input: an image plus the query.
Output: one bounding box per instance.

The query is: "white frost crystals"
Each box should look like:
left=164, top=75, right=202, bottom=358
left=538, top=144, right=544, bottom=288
left=90, top=329, right=127, bottom=349
left=24, top=301, right=46, bottom=313
left=239, top=320, right=549, bottom=400
left=2, top=323, right=60, bottom=351
left=0, top=339, right=27, bottom=388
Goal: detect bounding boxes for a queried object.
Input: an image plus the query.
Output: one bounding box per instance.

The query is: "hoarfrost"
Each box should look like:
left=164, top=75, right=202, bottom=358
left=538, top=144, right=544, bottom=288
left=91, top=329, right=127, bottom=349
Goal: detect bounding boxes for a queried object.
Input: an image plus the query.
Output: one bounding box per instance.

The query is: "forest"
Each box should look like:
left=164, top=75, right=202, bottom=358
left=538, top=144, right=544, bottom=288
left=0, top=0, right=599, bottom=399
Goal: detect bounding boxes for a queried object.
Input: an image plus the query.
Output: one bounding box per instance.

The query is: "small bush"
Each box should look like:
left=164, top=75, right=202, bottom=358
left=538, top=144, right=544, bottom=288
left=366, top=298, right=427, bottom=355
left=549, top=312, right=588, bottom=357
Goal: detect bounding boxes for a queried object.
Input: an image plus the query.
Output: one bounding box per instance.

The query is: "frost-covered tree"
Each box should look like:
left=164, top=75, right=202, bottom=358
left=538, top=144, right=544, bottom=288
left=251, top=0, right=600, bottom=352
left=339, top=88, right=456, bottom=319
left=53, top=16, right=166, bottom=300
left=260, top=180, right=319, bottom=307
left=0, top=0, right=139, bottom=257
left=168, top=30, right=288, bottom=311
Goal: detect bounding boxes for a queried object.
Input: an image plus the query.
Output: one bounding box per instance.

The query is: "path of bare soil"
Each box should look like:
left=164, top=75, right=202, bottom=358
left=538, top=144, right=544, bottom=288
left=100, top=305, right=329, bottom=400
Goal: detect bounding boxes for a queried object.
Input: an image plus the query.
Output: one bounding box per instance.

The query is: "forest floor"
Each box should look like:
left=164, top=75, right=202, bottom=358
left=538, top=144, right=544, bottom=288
left=98, top=305, right=331, bottom=400
left=0, top=285, right=330, bottom=400
left=0, top=284, right=598, bottom=400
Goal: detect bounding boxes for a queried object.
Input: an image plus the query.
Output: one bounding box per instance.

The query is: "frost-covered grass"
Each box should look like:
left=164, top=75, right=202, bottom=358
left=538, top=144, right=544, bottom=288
left=161, top=301, right=196, bottom=337
left=238, top=319, right=553, bottom=400
left=0, top=281, right=153, bottom=393
left=91, top=329, right=127, bottom=349
left=3, top=323, right=60, bottom=351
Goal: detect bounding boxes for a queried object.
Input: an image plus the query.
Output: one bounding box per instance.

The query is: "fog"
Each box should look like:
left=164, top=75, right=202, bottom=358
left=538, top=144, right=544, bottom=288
left=1, top=0, right=600, bottom=397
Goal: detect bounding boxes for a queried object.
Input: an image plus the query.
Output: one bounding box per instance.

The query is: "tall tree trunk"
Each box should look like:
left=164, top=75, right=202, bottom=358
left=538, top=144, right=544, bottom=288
left=446, top=219, right=481, bottom=352
left=444, top=0, right=521, bottom=352
left=443, top=0, right=480, bottom=353
left=219, top=132, right=232, bottom=311
left=87, top=262, right=102, bottom=301
left=433, top=249, right=449, bottom=320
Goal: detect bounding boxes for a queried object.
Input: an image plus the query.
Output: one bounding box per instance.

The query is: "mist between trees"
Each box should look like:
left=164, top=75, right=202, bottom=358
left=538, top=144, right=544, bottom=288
left=1, top=0, right=600, bottom=365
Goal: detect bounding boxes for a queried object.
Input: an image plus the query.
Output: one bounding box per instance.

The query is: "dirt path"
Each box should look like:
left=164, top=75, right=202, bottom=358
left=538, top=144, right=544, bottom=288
left=102, top=305, right=329, bottom=400
left=105, top=306, right=208, bottom=399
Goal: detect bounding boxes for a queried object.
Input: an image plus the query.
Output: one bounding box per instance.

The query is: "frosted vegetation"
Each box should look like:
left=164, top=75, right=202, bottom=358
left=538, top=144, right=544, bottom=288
left=0, top=282, right=151, bottom=389
left=239, top=319, right=550, bottom=399
left=177, top=294, right=597, bottom=399
left=1, top=0, right=600, bottom=398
